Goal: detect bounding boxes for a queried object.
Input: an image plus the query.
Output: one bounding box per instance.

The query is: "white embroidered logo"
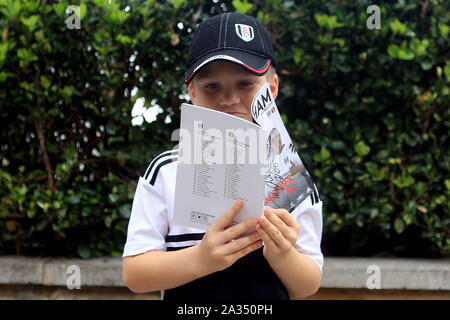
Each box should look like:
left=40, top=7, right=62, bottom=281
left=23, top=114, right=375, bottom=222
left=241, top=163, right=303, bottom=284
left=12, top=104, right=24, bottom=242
left=235, top=24, right=254, bottom=42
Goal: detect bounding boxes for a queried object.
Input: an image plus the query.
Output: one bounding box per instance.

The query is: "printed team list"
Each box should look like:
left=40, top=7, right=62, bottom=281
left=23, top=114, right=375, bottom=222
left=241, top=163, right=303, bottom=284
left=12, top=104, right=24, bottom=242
left=173, top=104, right=267, bottom=231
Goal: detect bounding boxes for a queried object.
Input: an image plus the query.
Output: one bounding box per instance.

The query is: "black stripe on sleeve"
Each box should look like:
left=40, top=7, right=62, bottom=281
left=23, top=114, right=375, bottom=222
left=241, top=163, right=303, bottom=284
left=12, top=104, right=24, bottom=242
left=303, top=172, right=319, bottom=205
left=165, top=233, right=205, bottom=243
left=149, top=159, right=174, bottom=186
left=314, top=185, right=320, bottom=202
left=143, top=150, right=178, bottom=180
left=312, top=188, right=318, bottom=204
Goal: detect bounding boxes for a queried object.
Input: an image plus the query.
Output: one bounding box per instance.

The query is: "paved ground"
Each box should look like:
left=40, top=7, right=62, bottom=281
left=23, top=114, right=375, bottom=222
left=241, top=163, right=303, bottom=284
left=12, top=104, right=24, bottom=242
left=0, top=284, right=158, bottom=300
left=1, top=285, right=449, bottom=300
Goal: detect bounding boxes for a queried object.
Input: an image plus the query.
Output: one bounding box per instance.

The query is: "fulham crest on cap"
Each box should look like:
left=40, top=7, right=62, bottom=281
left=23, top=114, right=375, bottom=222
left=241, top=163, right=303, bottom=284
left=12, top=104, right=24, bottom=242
left=235, top=24, right=254, bottom=42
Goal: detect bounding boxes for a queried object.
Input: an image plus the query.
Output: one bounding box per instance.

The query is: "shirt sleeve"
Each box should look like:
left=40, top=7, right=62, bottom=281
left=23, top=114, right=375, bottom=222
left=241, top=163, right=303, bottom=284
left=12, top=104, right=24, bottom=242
left=122, top=176, right=169, bottom=257
left=292, top=197, right=324, bottom=273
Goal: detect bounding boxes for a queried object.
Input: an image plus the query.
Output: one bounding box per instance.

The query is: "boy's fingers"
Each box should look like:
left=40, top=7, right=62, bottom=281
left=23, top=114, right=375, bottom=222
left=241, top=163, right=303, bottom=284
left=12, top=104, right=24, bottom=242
left=222, top=217, right=258, bottom=242
left=272, top=209, right=300, bottom=241
left=272, top=208, right=297, bottom=229
left=222, top=231, right=261, bottom=255
left=230, top=239, right=263, bottom=261
left=255, top=223, right=276, bottom=248
left=264, top=207, right=291, bottom=238
left=259, top=215, right=285, bottom=247
left=212, top=200, right=243, bottom=230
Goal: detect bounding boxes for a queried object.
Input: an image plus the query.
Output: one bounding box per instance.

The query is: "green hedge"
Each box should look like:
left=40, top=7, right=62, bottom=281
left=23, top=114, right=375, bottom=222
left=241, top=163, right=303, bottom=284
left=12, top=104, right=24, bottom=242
left=0, top=0, right=448, bottom=258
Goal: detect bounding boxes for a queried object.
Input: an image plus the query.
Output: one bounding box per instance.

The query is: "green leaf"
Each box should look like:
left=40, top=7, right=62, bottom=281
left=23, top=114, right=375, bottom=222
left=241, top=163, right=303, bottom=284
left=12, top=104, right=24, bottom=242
left=444, top=179, right=450, bottom=191
left=20, top=15, right=39, bottom=32
left=17, top=48, right=38, bottom=65
left=393, top=174, right=415, bottom=188
left=12, top=0, right=21, bottom=17
left=82, top=100, right=100, bottom=115
left=108, top=193, right=119, bottom=203
left=79, top=3, right=87, bottom=19
left=61, top=86, right=74, bottom=98
left=389, top=43, right=415, bottom=60
left=409, top=38, right=427, bottom=56
left=365, top=162, right=385, bottom=181
left=0, top=71, right=14, bottom=82
left=397, top=48, right=414, bottom=60
left=106, top=4, right=130, bottom=24
left=333, top=38, right=346, bottom=48
left=314, top=14, right=344, bottom=30
left=119, top=204, right=131, bottom=219
left=36, top=201, right=50, bottom=212
left=438, top=23, right=449, bottom=38
left=387, top=44, right=399, bottom=58
left=1, top=0, right=21, bottom=19
left=0, top=42, right=8, bottom=68
left=320, top=147, right=331, bottom=161
left=389, top=19, right=408, bottom=35
left=330, top=140, right=345, bottom=150
left=443, top=61, right=450, bottom=82
left=370, top=209, right=379, bottom=219
left=66, top=195, right=80, bottom=204
left=394, top=217, right=405, bottom=234
left=52, top=2, right=65, bottom=17
left=434, top=195, right=446, bottom=205
left=257, top=11, right=269, bottom=25
left=24, top=0, right=40, bottom=12
left=169, top=0, right=184, bottom=8
left=105, top=215, right=113, bottom=228
left=35, top=219, right=49, bottom=231
left=354, top=141, right=370, bottom=157
left=315, top=147, right=331, bottom=162
left=77, top=244, right=91, bottom=259
left=420, top=61, right=432, bottom=71
left=40, top=76, right=51, bottom=89
left=293, top=48, right=304, bottom=65
left=333, top=170, right=345, bottom=183
left=27, top=209, right=37, bottom=218
left=115, top=34, right=132, bottom=45
left=232, top=0, right=253, bottom=14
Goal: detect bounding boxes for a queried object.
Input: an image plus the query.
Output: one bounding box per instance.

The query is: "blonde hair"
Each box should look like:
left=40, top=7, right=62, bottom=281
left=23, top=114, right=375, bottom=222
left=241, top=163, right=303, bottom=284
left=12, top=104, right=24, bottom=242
left=266, top=65, right=277, bottom=84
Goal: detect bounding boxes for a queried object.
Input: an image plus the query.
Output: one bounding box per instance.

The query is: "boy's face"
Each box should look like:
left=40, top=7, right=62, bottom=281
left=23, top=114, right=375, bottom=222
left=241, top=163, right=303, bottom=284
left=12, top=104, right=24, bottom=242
left=188, top=61, right=278, bottom=122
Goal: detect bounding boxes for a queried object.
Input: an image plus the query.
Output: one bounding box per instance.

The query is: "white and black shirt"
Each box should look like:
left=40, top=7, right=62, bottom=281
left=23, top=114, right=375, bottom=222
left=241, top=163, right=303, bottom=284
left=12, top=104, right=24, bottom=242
left=123, top=149, right=324, bottom=300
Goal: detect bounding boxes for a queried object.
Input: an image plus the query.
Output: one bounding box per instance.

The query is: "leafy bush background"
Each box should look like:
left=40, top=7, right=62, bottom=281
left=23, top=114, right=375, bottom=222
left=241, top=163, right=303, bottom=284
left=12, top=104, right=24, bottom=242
left=0, top=0, right=448, bottom=258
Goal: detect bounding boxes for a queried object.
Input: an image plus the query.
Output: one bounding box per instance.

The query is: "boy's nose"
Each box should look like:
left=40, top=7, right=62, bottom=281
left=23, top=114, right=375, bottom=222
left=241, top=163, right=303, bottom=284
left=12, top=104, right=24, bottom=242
left=219, top=89, right=240, bottom=107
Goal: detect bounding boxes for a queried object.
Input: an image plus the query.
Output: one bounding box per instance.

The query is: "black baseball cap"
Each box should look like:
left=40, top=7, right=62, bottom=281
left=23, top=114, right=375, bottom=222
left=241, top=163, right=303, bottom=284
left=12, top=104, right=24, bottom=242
left=185, top=12, right=277, bottom=84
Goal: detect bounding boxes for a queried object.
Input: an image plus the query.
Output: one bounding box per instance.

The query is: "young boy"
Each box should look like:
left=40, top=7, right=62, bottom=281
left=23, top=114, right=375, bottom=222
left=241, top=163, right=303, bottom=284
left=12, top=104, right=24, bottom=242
left=122, top=12, right=323, bottom=300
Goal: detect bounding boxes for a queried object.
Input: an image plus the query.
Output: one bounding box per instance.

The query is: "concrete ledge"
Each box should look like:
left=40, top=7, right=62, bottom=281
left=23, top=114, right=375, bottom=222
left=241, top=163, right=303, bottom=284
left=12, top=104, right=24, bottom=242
left=0, top=256, right=449, bottom=291
left=320, top=257, right=450, bottom=290
left=0, top=256, right=124, bottom=287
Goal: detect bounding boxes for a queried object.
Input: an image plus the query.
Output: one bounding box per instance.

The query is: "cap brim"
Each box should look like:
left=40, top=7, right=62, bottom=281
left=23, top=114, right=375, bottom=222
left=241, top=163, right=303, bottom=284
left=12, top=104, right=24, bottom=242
left=185, top=49, right=271, bottom=83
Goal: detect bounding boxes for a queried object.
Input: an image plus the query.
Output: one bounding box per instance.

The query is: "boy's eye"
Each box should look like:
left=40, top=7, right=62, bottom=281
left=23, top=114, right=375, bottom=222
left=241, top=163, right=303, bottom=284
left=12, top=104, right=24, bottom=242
left=204, top=83, right=217, bottom=89
left=239, top=81, right=253, bottom=87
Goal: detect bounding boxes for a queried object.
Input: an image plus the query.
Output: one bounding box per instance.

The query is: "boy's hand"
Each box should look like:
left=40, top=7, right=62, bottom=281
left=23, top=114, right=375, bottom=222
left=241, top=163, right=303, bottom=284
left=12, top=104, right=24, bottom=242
left=256, top=206, right=300, bottom=265
left=196, top=200, right=263, bottom=276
